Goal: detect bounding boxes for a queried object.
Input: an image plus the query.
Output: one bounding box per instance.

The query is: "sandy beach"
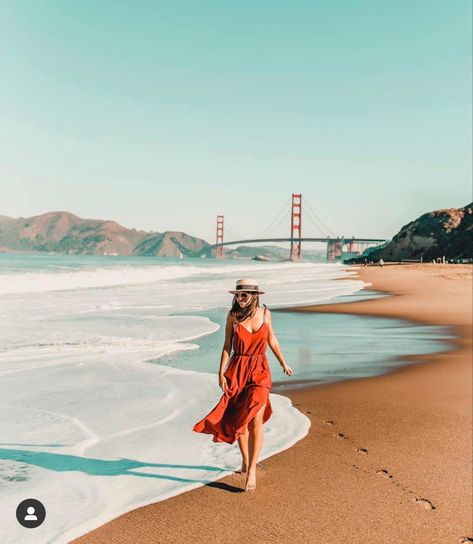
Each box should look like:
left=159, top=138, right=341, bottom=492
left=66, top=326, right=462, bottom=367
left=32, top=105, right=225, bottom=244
left=72, top=263, right=472, bottom=544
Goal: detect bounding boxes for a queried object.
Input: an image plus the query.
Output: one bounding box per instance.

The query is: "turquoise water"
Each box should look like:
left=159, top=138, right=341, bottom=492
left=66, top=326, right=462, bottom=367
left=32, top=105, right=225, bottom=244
left=150, top=299, right=454, bottom=390
left=0, top=254, right=453, bottom=390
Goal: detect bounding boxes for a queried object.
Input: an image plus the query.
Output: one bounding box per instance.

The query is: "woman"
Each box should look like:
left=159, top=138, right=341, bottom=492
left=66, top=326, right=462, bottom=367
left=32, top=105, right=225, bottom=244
left=192, top=278, right=294, bottom=492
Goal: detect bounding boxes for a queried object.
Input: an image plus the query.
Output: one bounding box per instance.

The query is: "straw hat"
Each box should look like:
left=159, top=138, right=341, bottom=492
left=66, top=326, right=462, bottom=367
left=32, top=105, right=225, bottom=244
left=228, top=278, right=265, bottom=295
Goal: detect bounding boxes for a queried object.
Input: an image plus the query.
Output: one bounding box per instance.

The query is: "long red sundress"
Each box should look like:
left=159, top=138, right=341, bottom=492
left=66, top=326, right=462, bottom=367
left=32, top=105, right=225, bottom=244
left=192, top=305, right=273, bottom=444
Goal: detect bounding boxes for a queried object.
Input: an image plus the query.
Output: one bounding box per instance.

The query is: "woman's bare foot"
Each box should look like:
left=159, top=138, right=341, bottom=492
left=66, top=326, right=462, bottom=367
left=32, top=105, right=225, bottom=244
left=245, top=466, right=256, bottom=491
left=235, top=460, right=248, bottom=474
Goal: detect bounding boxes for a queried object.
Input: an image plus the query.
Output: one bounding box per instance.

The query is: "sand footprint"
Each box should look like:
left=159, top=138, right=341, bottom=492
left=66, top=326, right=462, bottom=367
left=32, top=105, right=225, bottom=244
left=324, top=422, right=370, bottom=455
left=375, top=469, right=436, bottom=509
left=326, top=421, right=436, bottom=510
left=413, top=497, right=435, bottom=510
left=376, top=468, right=393, bottom=479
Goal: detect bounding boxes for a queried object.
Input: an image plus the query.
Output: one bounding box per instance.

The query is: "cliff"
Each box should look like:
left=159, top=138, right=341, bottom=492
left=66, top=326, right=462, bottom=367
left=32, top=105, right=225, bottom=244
left=353, top=203, right=472, bottom=262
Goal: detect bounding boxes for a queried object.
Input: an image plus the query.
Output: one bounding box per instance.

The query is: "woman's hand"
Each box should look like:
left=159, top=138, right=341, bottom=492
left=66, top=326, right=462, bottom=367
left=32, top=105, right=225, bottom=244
left=219, top=373, right=229, bottom=394
left=281, top=363, right=294, bottom=376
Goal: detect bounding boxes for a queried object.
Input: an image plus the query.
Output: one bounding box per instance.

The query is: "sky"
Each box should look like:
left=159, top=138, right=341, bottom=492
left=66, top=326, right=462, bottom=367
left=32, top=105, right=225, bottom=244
left=0, top=1, right=471, bottom=242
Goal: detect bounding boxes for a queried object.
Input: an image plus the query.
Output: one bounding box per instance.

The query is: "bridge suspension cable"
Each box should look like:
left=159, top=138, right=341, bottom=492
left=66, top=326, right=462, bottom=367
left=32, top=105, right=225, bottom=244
left=206, top=224, right=214, bottom=244
left=302, top=205, right=329, bottom=237
left=225, top=219, right=262, bottom=240
left=252, top=195, right=292, bottom=239
left=224, top=218, right=246, bottom=241
left=302, top=199, right=336, bottom=238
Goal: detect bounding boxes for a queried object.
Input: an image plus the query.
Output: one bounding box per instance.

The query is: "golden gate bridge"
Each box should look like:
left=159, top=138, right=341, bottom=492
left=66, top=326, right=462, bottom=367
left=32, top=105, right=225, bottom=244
left=200, top=193, right=388, bottom=261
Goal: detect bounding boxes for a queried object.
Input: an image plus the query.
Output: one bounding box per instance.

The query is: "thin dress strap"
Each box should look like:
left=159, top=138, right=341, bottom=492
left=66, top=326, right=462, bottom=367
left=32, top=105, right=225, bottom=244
left=263, top=304, right=267, bottom=323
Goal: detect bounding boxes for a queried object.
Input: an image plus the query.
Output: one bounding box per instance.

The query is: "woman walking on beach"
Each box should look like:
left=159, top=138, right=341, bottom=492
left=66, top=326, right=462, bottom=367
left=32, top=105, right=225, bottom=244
left=192, top=278, right=294, bottom=492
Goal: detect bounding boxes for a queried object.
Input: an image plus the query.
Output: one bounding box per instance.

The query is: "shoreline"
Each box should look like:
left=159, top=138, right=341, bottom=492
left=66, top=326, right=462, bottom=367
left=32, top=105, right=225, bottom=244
left=271, top=284, right=456, bottom=394
left=73, top=263, right=472, bottom=544
left=272, top=290, right=460, bottom=394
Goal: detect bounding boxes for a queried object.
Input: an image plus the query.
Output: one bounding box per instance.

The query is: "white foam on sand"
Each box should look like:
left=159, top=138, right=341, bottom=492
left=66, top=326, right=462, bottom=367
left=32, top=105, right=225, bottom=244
left=0, top=351, right=310, bottom=543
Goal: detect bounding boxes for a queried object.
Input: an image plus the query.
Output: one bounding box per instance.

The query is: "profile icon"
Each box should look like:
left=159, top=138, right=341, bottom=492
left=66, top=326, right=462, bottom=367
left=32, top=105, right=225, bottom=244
left=24, top=506, right=38, bottom=521
left=16, top=498, right=46, bottom=528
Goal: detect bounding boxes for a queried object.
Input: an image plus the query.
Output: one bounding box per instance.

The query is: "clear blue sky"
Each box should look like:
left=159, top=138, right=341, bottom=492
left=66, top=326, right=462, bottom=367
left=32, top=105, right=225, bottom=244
left=0, top=1, right=471, bottom=242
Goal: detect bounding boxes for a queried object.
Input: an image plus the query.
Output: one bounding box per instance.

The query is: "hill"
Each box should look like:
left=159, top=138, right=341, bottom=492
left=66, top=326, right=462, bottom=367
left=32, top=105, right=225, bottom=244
left=348, top=203, right=472, bottom=263
left=0, top=211, right=209, bottom=257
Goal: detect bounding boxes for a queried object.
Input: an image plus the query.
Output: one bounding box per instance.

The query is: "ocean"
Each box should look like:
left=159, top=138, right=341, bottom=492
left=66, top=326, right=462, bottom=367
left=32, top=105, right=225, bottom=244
left=0, top=254, right=452, bottom=543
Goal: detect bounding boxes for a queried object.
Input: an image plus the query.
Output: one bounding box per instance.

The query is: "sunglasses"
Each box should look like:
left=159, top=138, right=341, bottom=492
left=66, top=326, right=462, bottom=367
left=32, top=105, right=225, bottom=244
left=235, top=292, right=251, bottom=300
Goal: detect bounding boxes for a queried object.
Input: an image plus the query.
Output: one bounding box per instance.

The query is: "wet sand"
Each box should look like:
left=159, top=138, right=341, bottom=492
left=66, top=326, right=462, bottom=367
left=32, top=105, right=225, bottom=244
left=72, top=263, right=472, bottom=544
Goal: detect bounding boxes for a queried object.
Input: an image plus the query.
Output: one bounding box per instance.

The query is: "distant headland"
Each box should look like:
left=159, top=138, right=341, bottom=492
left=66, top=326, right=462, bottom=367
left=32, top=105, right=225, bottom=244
left=0, top=203, right=471, bottom=261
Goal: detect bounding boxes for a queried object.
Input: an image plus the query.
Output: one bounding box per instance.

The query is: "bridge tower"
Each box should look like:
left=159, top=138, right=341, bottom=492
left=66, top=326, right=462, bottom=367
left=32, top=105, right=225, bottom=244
left=347, top=236, right=359, bottom=253
left=290, top=193, right=302, bottom=260
left=347, top=236, right=354, bottom=252
left=326, top=237, right=343, bottom=261
left=215, top=215, right=224, bottom=258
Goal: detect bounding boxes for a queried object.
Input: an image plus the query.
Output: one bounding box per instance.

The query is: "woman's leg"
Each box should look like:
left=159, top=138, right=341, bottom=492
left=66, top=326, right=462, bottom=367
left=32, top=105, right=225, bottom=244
left=246, top=402, right=266, bottom=491
left=236, top=424, right=249, bottom=473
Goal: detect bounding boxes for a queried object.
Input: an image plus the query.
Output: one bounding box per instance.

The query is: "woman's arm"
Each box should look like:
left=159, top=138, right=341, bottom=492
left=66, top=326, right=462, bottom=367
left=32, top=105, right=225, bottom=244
left=266, top=309, right=294, bottom=375
left=219, top=312, right=234, bottom=377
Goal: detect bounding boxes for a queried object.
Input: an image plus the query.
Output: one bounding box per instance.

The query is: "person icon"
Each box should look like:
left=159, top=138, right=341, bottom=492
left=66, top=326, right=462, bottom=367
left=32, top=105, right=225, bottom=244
left=24, top=506, right=38, bottom=521
left=16, top=498, right=46, bottom=528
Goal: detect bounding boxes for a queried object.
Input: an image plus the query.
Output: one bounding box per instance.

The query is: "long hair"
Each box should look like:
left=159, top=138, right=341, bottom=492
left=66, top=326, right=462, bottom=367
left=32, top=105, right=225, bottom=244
left=230, top=293, right=260, bottom=324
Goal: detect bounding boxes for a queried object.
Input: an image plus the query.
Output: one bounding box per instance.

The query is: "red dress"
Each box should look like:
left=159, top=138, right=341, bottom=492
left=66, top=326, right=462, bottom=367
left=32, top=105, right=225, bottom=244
left=192, top=305, right=273, bottom=444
